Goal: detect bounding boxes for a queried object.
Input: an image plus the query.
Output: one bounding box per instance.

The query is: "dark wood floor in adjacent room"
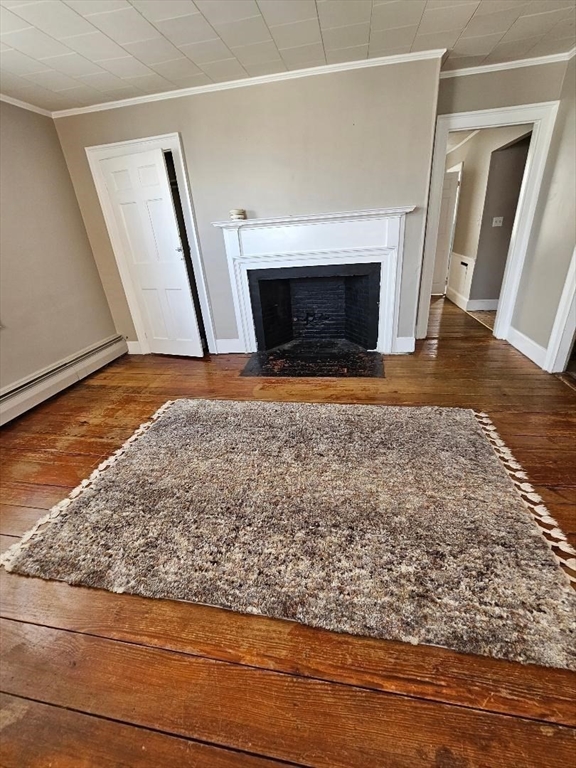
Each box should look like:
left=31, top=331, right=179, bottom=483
left=1, top=298, right=575, bottom=767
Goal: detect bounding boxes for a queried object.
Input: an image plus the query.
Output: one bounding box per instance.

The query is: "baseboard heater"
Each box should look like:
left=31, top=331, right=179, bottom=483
left=0, top=334, right=128, bottom=426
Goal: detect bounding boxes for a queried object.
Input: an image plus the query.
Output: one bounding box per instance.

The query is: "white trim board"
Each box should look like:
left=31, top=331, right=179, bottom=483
left=445, top=286, right=469, bottom=311
left=52, top=49, right=445, bottom=119
left=440, top=47, right=575, bottom=79
left=0, top=93, right=52, bottom=117
left=417, top=101, right=560, bottom=344
left=544, top=246, right=576, bottom=373
left=0, top=335, right=126, bottom=425
left=506, top=327, right=547, bottom=369
left=86, top=132, right=217, bottom=355
left=215, top=339, right=245, bottom=354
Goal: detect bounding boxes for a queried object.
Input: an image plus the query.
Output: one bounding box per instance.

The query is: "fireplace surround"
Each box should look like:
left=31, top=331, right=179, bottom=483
left=213, top=207, right=415, bottom=354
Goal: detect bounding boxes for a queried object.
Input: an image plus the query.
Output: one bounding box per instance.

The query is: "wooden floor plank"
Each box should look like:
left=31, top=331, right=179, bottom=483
left=1, top=298, right=575, bottom=766
left=2, top=620, right=574, bottom=768
left=0, top=694, right=287, bottom=768
left=1, top=570, right=573, bottom=726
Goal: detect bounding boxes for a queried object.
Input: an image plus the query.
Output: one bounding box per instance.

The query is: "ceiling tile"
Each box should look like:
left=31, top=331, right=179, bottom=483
left=528, top=36, right=575, bottom=55
left=23, top=67, right=79, bottom=91
left=0, top=6, right=33, bottom=34
left=411, top=29, right=461, bottom=50
left=452, top=31, right=505, bottom=54
left=8, top=1, right=94, bottom=39
left=257, top=0, right=317, bottom=27
left=130, top=0, right=199, bottom=22
left=371, top=0, right=426, bottom=31
left=370, top=25, right=418, bottom=51
left=168, top=71, right=212, bottom=86
left=483, top=33, right=542, bottom=60
left=368, top=44, right=413, bottom=59
left=243, top=59, right=287, bottom=76
left=473, top=1, right=530, bottom=15
left=214, top=15, right=271, bottom=47
left=195, top=0, right=260, bottom=25
left=269, top=18, right=321, bottom=49
left=317, top=0, right=372, bottom=29
left=94, top=84, right=142, bottom=99
left=326, top=44, right=368, bottom=63
left=86, top=7, right=160, bottom=44
left=322, top=22, right=369, bottom=50
left=1, top=27, right=73, bottom=58
left=417, top=2, right=479, bottom=34
left=39, top=51, right=104, bottom=76
left=57, top=31, right=126, bottom=61
left=500, top=7, right=575, bottom=42
left=523, top=0, right=575, bottom=12
left=279, top=41, right=325, bottom=65
left=426, top=0, right=482, bottom=8
left=0, top=47, right=50, bottom=75
left=285, top=58, right=325, bottom=70
left=123, top=72, right=174, bottom=92
left=149, top=56, right=202, bottom=79
left=64, top=0, right=130, bottom=14
left=460, top=6, right=528, bottom=37
left=179, top=38, right=232, bottom=63
left=442, top=53, right=488, bottom=69
left=78, top=70, right=128, bottom=90
left=198, top=56, right=247, bottom=81
left=541, top=17, right=576, bottom=41
left=232, top=39, right=282, bottom=65
left=154, top=12, right=217, bottom=46
left=123, top=36, right=182, bottom=64
left=98, top=55, right=154, bottom=77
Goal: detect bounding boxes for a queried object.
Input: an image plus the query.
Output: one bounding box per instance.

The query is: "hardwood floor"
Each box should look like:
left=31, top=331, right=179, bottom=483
left=1, top=298, right=575, bottom=767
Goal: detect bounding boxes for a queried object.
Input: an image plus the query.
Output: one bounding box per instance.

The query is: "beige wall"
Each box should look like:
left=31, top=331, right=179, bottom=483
left=54, top=59, right=441, bottom=342
left=513, top=57, right=576, bottom=348
left=0, top=101, right=116, bottom=390
left=437, top=61, right=567, bottom=116
left=446, top=124, right=531, bottom=260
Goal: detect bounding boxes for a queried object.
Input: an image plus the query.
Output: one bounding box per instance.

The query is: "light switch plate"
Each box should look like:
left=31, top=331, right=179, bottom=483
left=492, top=216, right=503, bottom=227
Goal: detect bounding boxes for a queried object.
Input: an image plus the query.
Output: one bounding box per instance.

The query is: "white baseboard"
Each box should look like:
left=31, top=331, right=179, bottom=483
left=215, top=338, right=245, bottom=354
left=391, top=336, right=416, bottom=354
left=445, top=286, right=468, bottom=311
left=466, top=299, right=499, bottom=311
left=0, top=335, right=127, bottom=425
left=127, top=341, right=143, bottom=354
left=506, top=326, right=547, bottom=368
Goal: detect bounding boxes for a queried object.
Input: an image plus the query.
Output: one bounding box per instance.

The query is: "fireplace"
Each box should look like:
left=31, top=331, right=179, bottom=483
left=212, top=207, right=416, bottom=355
left=248, top=264, right=381, bottom=351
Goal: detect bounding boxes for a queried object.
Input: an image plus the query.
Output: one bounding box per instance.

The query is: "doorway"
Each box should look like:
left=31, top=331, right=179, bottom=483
left=417, top=101, right=560, bottom=349
left=86, top=133, right=216, bottom=356
left=430, top=126, right=533, bottom=337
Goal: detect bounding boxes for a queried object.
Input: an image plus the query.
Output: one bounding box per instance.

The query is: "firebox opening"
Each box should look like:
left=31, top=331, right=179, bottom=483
left=248, top=264, right=381, bottom=352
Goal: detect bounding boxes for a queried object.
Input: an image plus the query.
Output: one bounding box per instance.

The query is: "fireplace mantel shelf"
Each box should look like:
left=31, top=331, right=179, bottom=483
left=212, top=207, right=416, bottom=229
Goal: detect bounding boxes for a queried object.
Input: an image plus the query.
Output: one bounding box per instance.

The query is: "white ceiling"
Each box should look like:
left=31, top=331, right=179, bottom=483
left=0, top=0, right=574, bottom=113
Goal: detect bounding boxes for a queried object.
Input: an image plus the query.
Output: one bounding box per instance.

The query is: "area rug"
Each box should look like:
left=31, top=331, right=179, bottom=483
left=2, top=400, right=575, bottom=669
left=241, top=339, right=384, bottom=377
left=467, top=309, right=497, bottom=331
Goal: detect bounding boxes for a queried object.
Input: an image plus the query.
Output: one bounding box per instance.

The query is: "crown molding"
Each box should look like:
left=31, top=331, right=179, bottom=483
left=446, top=129, right=479, bottom=154
left=51, top=49, right=445, bottom=119
left=440, top=47, right=576, bottom=79
left=0, top=93, right=52, bottom=117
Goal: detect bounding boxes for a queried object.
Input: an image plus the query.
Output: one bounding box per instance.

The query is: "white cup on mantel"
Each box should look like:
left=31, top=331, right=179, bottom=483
left=229, top=208, right=246, bottom=220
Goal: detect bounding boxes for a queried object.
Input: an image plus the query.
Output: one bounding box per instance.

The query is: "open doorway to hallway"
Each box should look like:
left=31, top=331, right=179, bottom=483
left=429, top=124, right=533, bottom=337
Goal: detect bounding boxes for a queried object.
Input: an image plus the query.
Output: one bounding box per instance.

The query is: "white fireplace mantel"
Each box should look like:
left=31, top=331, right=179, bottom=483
left=212, top=207, right=416, bottom=354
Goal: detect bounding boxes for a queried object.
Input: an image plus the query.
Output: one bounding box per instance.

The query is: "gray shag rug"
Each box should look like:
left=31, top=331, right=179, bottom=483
left=2, top=400, right=575, bottom=669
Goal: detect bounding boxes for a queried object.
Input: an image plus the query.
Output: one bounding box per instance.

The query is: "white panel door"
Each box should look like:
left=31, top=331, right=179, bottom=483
left=432, top=171, right=460, bottom=295
left=101, top=149, right=203, bottom=356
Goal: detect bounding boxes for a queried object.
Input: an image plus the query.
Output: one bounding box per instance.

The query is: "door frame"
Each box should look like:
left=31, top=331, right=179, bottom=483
left=86, top=133, right=216, bottom=354
left=416, top=101, right=559, bottom=342
left=434, top=161, right=463, bottom=295
left=544, top=246, right=576, bottom=373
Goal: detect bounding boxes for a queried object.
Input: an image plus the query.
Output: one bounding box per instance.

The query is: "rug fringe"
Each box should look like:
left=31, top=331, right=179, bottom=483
left=0, top=399, right=177, bottom=572
left=473, top=410, right=576, bottom=586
